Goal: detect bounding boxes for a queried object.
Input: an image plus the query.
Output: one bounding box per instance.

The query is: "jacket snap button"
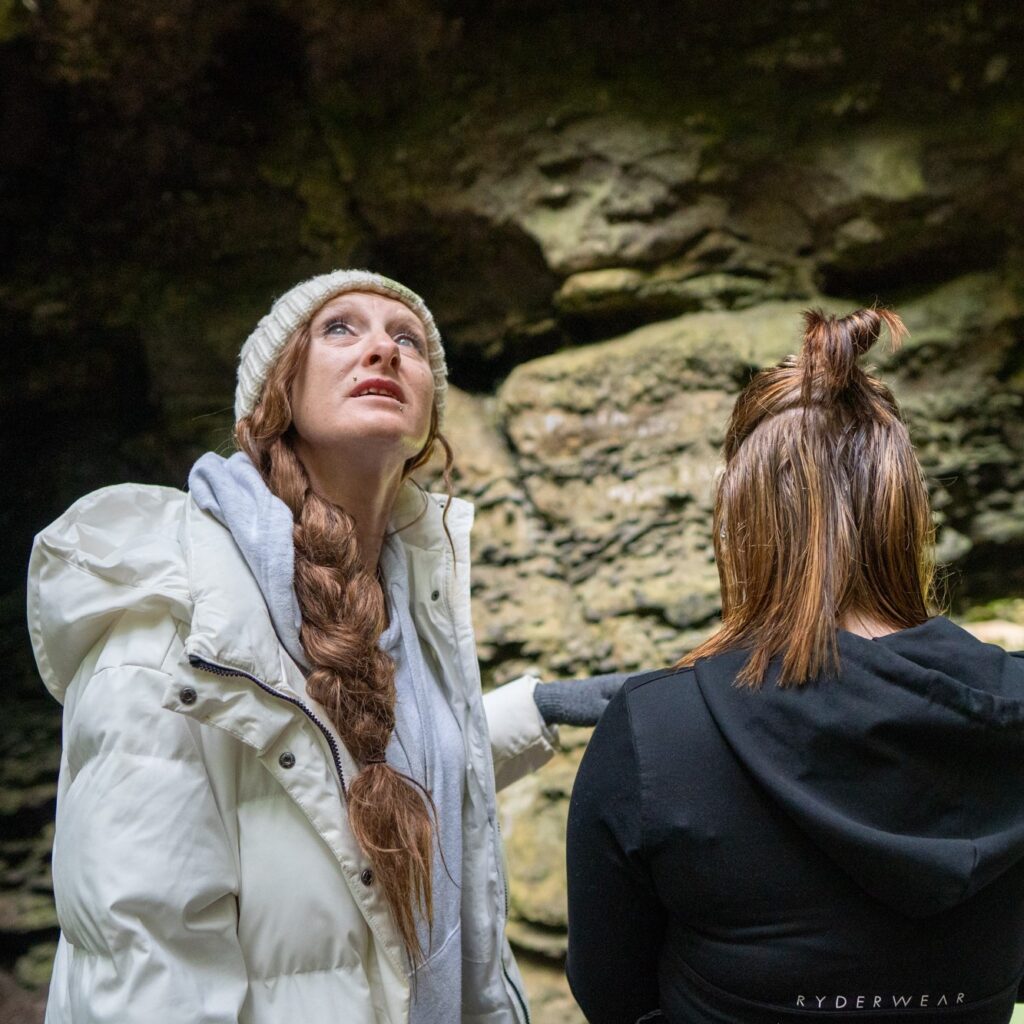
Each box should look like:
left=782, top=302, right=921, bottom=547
left=360, top=868, right=374, bottom=886
left=278, top=751, right=296, bottom=769
left=180, top=686, right=197, bottom=706
left=431, top=590, right=440, bottom=601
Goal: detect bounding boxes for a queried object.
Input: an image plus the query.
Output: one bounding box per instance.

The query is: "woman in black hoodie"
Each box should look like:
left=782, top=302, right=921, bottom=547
left=566, top=308, right=1024, bottom=1024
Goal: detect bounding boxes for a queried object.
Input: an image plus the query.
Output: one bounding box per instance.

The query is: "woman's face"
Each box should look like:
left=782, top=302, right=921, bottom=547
left=290, top=290, right=436, bottom=468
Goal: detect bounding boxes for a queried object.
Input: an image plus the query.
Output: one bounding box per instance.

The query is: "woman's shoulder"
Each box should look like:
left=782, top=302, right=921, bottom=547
left=30, top=483, right=191, bottom=598
left=601, top=665, right=714, bottom=765
left=588, top=665, right=703, bottom=755
left=34, top=482, right=189, bottom=553
left=620, top=665, right=700, bottom=715
left=28, top=483, right=193, bottom=703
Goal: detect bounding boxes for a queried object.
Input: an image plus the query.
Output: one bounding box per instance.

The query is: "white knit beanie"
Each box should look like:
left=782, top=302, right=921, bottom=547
left=234, top=269, right=448, bottom=424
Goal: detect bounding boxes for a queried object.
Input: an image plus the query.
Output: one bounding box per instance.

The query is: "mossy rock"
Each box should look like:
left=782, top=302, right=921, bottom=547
left=13, top=942, right=55, bottom=991
left=0, top=891, right=58, bottom=936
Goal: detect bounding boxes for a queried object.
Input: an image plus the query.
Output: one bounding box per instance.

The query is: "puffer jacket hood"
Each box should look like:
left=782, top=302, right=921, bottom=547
left=27, top=484, right=192, bottom=705
left=694, top=617, right=1024, bottom=918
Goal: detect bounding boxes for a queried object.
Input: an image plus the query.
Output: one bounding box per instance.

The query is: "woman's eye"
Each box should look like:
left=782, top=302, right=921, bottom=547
left=396, top=332, right=425, bottom=351
left=324, top=319, right=352, bottom=335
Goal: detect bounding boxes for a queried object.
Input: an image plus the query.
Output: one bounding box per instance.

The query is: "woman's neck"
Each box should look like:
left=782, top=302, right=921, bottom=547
left=840, top=609, right=899, bottom=639
left=293, top=441, right=405, bottom=571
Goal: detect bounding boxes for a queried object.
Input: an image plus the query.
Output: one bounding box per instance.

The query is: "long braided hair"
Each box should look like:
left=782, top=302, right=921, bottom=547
left=235, top=319, right=455, bottom=963
left=678, top=307, right=936, bottom=687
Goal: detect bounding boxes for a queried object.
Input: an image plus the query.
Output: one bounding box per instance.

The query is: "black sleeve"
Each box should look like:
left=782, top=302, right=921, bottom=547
left=566, top=687, right=667, bottom=1024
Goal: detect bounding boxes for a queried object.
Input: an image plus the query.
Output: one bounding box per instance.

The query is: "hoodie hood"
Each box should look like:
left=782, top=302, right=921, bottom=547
left=188, top=451, right=308, bottom=671
left=695, top=617, right=1024, bottom=918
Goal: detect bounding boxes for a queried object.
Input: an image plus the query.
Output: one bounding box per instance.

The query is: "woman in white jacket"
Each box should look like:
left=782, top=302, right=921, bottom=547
left=28, top=269, right=623, bottom=1024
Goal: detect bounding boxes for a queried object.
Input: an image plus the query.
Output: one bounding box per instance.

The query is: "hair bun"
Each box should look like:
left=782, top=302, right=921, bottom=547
left=800, top=307, right=907, bottom=405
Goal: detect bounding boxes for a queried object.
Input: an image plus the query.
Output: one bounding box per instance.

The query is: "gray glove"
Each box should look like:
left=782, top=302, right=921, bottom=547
left=532, top=672, right=631, bottom=727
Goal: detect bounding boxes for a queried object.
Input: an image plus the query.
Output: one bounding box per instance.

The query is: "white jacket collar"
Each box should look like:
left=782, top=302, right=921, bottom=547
left=182, top=481, right=474, bottom=688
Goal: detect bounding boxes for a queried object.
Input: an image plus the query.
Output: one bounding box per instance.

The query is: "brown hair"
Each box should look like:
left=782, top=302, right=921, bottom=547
left=678, top=307, right=936, bottom=687
left=235, top=321, right=454, bottom=963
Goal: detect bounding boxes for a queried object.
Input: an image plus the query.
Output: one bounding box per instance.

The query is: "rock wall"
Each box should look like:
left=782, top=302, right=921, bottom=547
left=2, top=2, right=1023, bottom=1019
left=440, top=276, right=1024, bottom=694
left=428, top=275, right=1024, bottom=1019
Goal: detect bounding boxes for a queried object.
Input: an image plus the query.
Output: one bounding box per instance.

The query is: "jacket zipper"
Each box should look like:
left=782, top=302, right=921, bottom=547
left=496, top=817, right=531, bottom=1024
left=192, top=653, right=530, bottom=1021
left=503, top=960, right=531, bottom=1024
left=188, top=655, right=347, bottom=795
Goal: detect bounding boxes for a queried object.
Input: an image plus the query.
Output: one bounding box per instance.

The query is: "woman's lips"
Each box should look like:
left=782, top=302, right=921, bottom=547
left=349, top=377, right=405, bottom=403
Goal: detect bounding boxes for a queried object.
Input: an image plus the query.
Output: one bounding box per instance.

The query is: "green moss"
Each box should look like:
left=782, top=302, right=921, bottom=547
left=14, top=941, right=57, bottom=990
left=0, top=0, right=32, bottom=44
left=961, top=598, right=1024, bottom=625
left=0, top=891, right=59, bottom=934
left=0, top=782, right=56, bottom=817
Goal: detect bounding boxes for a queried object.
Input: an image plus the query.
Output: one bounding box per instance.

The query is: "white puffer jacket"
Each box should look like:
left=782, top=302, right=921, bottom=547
left=28, top=481, right=556, bottom=1024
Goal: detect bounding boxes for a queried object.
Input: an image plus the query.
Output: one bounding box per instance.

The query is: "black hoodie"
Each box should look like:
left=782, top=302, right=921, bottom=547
left=566, top=617, right=1024, bottom=1024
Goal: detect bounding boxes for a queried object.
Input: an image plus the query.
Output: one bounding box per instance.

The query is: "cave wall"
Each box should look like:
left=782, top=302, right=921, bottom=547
left=2, top=1, right=1022, bottom=1019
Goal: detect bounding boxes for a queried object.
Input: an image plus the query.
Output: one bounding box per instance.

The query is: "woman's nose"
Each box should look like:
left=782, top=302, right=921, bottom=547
left=363, top=330, right=401, bottom=368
